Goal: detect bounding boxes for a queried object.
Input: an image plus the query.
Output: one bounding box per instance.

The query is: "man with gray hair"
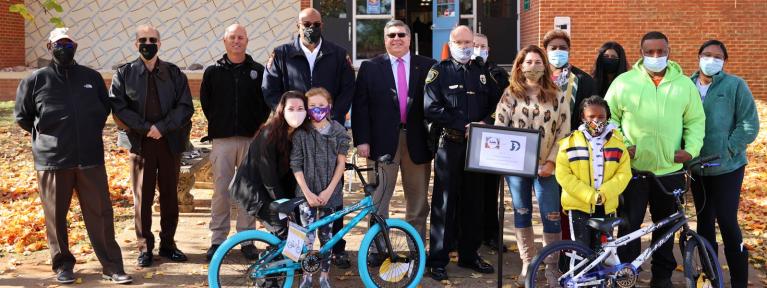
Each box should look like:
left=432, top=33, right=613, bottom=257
left=16, top=27, right=132, bottom=284
left=200, top=23, right=269, bottom=261
left=110, top=24, right=194, bottom=267
left=353, top=20, right=436, bottom=245
left=424, top=25, right=500, bottom=280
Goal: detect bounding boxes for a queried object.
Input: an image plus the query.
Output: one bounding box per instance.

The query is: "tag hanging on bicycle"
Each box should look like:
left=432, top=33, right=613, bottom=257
left=282, top=222, right=308, bottom=262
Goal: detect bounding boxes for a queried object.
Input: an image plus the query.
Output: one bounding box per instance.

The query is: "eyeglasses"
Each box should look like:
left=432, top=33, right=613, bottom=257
left=138, top=37, right=158, bottom=44
left=386, top=33, right=408, bottom=39
left=300, top=22, right=322, bottom=28
left=52, top=42, right=75, bottom=49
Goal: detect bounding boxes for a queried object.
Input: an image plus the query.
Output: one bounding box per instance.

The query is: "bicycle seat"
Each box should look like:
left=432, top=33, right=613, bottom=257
left=587, top=217, right=625, bottom=234
left=269, top=197, right=306, bottom=214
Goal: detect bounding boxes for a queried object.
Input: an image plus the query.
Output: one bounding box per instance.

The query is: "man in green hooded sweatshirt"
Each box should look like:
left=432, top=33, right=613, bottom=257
left=605, top=31, right=705, bottom=288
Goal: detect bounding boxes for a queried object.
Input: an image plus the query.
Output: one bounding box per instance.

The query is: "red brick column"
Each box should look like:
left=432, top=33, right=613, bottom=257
left=0, top=1, right=25, bottom=67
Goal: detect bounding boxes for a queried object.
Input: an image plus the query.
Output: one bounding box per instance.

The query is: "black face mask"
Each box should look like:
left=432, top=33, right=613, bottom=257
left=600, top=57, right=620, bottom=74
left=302, top=26, right=322, bottom=45
left=139, top=43, right=158, bottom=60
left=52, top=46, right=76, bottom=66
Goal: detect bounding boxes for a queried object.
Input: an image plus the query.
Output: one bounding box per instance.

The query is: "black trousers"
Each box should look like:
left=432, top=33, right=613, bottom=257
left=130, top=138, right=181, bottom=252
left=428, top=138, right=485, bottom=268
left=568, top=206, right=608, bottom=251
left=483, top=174, right=501, bottom=242
left=617, top=171, right=684, bottom=279
left=692, top=166, right=748, bottom=288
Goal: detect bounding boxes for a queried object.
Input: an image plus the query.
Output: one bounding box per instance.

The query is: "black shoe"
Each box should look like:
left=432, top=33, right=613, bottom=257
left=650, top=277, right=673, bottom=288
left=429, top=267, right=448, bottom=281
left=458, top=257, right=495, bottom=274
left=56, top=270, right=75, bottom=284
left=102, top=272, right=133, bottom=284
left=158, top=247, right=188, bottom=262
left=366, top=253, right=386, bottom=267
left=484, top=239, right=508, bottom=253
left=332, top=252, right=351, bottom=269
left=241, top=244, right=258, bottom=260
left=206, top=244, right=220, bottom=262
left=137, top=252, right=153, bottom=267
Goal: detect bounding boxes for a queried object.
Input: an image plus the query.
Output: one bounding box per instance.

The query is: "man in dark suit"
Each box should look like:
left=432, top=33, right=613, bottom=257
left=109, top=25, right=194, bottom=267
left=261, top=8, right=355, bottom=268
left=352, top=20, right=436, bottom=242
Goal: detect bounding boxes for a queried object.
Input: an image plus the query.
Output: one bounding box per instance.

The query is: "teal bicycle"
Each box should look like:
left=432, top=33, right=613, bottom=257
left=208, top=155, right=426, bottom=288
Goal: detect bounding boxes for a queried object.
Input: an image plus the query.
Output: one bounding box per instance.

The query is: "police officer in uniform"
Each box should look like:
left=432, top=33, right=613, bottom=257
left=424, top=25, right=501, bottom=281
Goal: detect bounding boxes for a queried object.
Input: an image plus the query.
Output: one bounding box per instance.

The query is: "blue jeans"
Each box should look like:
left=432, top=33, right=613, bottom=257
left=506, top=175, right=561, bottom=233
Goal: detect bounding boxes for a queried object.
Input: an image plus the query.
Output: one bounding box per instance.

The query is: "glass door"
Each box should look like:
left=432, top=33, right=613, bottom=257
left=315, top=0, right=353, bottom=54
left=432, top=0, right=459, bottom=60
left=353, top=0, right=396, bottom=66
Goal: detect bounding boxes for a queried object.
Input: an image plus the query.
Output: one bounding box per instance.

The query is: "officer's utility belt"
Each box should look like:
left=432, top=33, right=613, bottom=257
left=441, top=128, right=465, bottom=143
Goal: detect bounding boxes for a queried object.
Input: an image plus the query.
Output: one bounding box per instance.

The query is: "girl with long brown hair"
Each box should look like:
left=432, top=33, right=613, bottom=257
left=494, top=45, right=570, bottom=285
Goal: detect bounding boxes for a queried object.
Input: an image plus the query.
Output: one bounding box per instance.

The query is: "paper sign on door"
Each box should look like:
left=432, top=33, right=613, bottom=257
left=282, top=222, right=307, bottom=262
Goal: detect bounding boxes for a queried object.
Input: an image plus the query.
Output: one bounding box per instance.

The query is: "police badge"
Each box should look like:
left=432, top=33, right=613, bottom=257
left=480, top=74, right=486, bottom=85
left=426, top=69, right=438, bottom=84
left=250, top=70, right=258, bottom=80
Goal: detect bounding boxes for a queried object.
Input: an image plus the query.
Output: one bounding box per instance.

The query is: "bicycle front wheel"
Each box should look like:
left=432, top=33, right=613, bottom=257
left=208, top=230, right=294, bottom=288
left=358, top=219, right=426, bottom=288
left=683, top=237, right=724, bottom=288
left=526, top=240, right=597, bottom=288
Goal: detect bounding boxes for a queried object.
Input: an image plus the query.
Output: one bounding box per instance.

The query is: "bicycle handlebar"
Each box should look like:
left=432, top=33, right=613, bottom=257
left=632, top=155, right=721, bottom=196
left=345, top=154, right=392, bottom=196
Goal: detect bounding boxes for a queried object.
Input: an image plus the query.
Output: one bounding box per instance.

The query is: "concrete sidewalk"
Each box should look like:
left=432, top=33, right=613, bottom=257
left=1, top=183, right=763, bottom=287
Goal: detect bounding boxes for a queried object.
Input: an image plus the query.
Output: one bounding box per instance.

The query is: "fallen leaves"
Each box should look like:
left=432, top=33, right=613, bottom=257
left=1, top=102, right=207, bottom=254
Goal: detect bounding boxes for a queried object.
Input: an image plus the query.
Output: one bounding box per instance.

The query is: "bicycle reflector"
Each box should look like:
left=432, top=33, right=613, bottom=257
left=378, top=258, right=412, bottom=282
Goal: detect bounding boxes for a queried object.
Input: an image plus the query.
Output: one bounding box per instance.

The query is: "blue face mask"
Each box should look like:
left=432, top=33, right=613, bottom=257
left=308, top=106, right=331, bottom=122
left=473, top=47, right=489, bottom=61
left=699, top=57, right=724, bottom=76
left=643, top=55, right=668, bottom=73
left=449, top=42, right=473, bottom=63
left=547, top=50, right=569, bottom=68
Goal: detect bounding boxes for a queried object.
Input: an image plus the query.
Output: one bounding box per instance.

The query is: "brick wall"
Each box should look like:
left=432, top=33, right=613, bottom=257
left=0, top=1, right=25, bottom=67
left=520, top=0, right=767, bottom=100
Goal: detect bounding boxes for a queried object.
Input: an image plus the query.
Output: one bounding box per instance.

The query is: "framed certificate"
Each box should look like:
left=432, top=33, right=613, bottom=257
left=465, top=123, right=541, bottom=177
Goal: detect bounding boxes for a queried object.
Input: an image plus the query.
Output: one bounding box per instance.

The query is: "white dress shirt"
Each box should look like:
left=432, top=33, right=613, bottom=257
left=300, top=39, right=322, bottom=77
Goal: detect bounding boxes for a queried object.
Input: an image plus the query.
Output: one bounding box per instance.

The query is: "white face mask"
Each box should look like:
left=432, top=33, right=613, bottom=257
left=699, top=57, right=724, bottom=76
left=449, top=42, right=473, bottom=63
left=643, top=55, right=668, bottom=73
left=284, top=110, right=306, bottom=128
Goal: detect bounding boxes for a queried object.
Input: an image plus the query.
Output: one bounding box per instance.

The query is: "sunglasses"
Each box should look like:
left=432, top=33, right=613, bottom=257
left=52, top=42, right=75, bottom=49
left=137, top=37, right=158, bottom=44
left=300, top=22, right=322, bottom=28
left=386, top=33, right=408, bottom=39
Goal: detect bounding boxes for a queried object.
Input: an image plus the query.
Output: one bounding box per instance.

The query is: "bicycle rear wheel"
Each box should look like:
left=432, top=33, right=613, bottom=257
left=358, top=219, right=425, bottom=288
left=683, top=237, right=724, bottom=288
left=208, top=230, right=294, bottom=288
left=525, top=240, right=598, bottom=288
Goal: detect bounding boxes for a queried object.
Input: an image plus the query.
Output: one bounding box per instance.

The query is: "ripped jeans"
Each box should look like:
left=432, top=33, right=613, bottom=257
left=505, top=175, right=561, bottom=233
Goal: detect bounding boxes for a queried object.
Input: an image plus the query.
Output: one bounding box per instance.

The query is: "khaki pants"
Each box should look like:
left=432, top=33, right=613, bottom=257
left=209, top=136, right=256, bottom=245
left=369, top=130, right=431, bottom=239
left=37, top=166, right=125, bottom=274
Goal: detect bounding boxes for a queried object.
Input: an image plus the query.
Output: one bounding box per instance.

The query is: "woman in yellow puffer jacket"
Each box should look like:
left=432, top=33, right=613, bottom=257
left=555, top=96, right=632, bottom=250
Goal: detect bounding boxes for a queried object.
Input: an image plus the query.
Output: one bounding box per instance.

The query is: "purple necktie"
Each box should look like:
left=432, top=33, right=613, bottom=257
left=396, top=58, right=408, bottom=123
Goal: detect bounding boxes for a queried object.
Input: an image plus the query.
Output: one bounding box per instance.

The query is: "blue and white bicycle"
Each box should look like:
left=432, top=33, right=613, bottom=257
left=525, top=155, right=725, bottom=288
left=208, top=155, right=426, bottom=288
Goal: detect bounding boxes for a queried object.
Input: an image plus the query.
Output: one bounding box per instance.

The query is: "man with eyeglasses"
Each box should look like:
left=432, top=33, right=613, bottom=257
left=109, top=25, right=194, bottom=268
left=262, top=7, right=355, bottom=268
left=200, top=24, right=270, bottom=262
left=424, top=25, right=501, bottom=281
left=352, top=20, right=436, bottom=248
left=15, top=27, right=132, bottom=284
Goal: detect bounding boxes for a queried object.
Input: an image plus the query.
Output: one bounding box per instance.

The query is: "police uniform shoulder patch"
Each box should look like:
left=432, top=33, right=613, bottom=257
left=426, top=68, right=439, bottom=84
left=266, top=52, right=275, bottom=70
left=480, top=74, right=486, bottom=85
